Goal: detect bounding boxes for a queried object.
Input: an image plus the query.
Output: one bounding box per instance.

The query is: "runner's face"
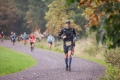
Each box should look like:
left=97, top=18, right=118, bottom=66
left=66, top=23, right=70, bottom=29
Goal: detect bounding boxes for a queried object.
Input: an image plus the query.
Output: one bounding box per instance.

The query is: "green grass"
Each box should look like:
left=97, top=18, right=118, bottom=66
left=75, top=54, right=107, bottom=66
left=0, top=46, right=37, bottom=76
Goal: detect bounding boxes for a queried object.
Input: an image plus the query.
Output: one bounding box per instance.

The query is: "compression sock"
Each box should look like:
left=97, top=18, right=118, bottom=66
left=32, top=47, right=34, bottom=51
left=68, top=57, right=72, bottom=70
left=65, top=58, right=68, bottom=67
left=65, top=58, right=68, bottom=71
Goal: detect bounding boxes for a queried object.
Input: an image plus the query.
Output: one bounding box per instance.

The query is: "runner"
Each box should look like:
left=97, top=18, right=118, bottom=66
left=58, top=20, right=76, bottom=71
left=1, top=31, right=5, bottom=42
left=29, top=33, right=35, bottom=52
left=23, top=32, right=27, bottom=46
left=47, top=34, right=55, bottom=52
left=11, top=32, right=16, bottom=46
left=10, top=32, right=13, bottom=42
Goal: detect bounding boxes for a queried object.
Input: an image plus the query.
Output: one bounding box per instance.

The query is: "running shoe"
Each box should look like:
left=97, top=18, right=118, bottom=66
left=68, top=66, right=71, bottom=71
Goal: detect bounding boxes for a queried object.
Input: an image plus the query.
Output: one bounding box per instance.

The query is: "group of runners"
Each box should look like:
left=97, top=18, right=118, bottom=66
left=1, top=20, right=77, bottom=71
left=10, top=32, right=36, bottom=52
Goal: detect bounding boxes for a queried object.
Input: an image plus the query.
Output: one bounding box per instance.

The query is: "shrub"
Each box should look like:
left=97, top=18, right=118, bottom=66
left=105, top=48, right=120, bottom=68
left=102, top=48, right=120, bottom=80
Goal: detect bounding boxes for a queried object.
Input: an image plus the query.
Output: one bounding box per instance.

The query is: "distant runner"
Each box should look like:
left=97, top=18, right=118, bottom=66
left=11, top=33, right=16, bottom=46
left=1, top=31, right=5, bottom=42
left=23, top=32, right=27, bottom=46
left=29, top=33, right=35, bottom=52
left=58, top=20, right=76, bottom=71
left=10, top=32, right=13, bottom=42
left=47, top=34, right=55, bottom=52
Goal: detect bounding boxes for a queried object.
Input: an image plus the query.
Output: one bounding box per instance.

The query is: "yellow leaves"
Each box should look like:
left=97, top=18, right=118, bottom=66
left=45, top=0, right=81, bottom=36
left=78, top=6, right=80, bottom=9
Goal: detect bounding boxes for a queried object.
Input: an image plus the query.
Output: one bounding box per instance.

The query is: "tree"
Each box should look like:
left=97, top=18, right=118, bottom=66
left=66, top=0, right=120, bottom=49
left=13, top=0, right=30, bottom=35
left=45, top=0, right=81, bottom=36
left=67, top=1, right=88, bottom=37
left=26, top=0, right=48, bottom=32
left=0, top=0, right=18, bottom=35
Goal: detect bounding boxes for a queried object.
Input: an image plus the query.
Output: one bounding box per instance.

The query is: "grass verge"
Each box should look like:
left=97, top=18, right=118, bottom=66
left=0, top=46, right=37, bottom=76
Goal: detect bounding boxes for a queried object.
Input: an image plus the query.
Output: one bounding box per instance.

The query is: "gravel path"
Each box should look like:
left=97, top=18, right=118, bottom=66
left=0, top=41, right=105, bottom=80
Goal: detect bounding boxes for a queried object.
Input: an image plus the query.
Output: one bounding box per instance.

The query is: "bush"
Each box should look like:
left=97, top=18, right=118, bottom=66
left=105, top=48, right=120, bottom=68
left=102, top=66, right=120, bottom=80
left=102, top=48, right=120, bottom=80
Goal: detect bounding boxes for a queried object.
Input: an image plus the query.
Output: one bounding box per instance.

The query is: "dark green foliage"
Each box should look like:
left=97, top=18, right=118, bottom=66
left=13, top=0, right=53, bottom=34
left=103, top=48, right=120, bottom=80
left=66, top=0, right=79, bottom=5
left=13, top=0, right=30, bottom=35
left=105, top=49, right=120, bottom=67
left=27, top=0, right=54, bottom=32
left=96, top=2, right=120, bottom=49
left=0, top=0, right=18, bottom=35
left=67, top=2, right=88, bottom=37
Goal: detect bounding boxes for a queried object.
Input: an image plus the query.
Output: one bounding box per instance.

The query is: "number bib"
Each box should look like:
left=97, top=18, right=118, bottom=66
left=65, top=41, right=72, bottom=46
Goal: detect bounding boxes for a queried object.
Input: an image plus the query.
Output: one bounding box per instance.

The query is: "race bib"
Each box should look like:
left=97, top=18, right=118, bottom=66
left=66, top=41, right=72, bottom=46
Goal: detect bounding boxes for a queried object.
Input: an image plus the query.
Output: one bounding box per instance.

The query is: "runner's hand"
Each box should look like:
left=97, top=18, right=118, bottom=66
left=73, top=37, right=76, bottom=42
left=63, top=36, right=66, bottom=39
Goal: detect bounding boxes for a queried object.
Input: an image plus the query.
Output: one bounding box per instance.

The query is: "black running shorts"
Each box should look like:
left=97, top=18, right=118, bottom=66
left=48, top=42, right=52, bottom=45
left=30, top=42, right=34, bottom=46
left=63, top=45, right=73, bottom=53
left=12, top=40, right=16, bottom=42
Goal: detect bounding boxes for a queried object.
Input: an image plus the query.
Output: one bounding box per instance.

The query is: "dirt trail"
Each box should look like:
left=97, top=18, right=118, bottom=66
left=0, top=41, right=105, bottom=80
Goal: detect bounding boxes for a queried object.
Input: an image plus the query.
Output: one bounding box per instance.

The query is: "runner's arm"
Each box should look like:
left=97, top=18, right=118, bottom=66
left=47, top=36, right=49, bottom=42
left=58, top=29, right=63, bottom=39
left=73, top=28, right=77, bottom=41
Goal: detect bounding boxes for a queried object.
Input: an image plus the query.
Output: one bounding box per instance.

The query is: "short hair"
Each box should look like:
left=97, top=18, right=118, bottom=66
left=65, top=20, right=70, bottom=24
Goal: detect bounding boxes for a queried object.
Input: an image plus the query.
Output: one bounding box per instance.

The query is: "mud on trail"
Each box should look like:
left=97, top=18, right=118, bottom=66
left=0, top=41, right=105, bottom=80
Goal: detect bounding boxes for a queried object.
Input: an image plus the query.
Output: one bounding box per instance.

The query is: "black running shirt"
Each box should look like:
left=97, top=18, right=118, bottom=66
left=58, top=27, right=76, bottom=42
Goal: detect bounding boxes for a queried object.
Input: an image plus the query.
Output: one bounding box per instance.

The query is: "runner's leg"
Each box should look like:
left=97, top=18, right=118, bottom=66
left=32, top=42, right=34, bottom=52
left=50, top=43, right=52, bottom=52
left=25, top=40, right=27, bottom=45
left=64, top=46, right=69, bottom=71
left=14, top=40, right=16, bottom=46
left=68, top=46, right=73, bottom=71
left=65, top=53, right=68, bottom=71
left=30, top=42, right=32, bottom=51
left=13, top=41, right=15, bottom=46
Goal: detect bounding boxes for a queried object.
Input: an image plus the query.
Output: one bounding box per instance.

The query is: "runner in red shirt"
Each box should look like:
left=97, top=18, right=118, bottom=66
left=29, top=33, right=35, bottom=52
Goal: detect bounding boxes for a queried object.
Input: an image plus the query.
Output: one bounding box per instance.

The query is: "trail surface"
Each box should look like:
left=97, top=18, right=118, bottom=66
left=0, top=40, right=105, bottom=80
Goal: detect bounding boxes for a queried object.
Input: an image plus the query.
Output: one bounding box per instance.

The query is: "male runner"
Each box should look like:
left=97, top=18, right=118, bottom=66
left=10, top=32, right=13, bottom=42
left=58, top=20, right=76, bottom=71
left=11, top=32, right=16, bottom=46
left=29, top=33, right=35, bottom=52
left=47, top=34, right=55, bottom=52
left=1, top=31, right=5, bottom=42
left=23, top=32, right=27, bottom=46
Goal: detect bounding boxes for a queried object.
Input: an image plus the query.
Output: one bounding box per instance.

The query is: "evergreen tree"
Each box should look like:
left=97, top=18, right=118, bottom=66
left=26, top=0, right=48, bottom=32
left=13, top=0, right=30, bottom=35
